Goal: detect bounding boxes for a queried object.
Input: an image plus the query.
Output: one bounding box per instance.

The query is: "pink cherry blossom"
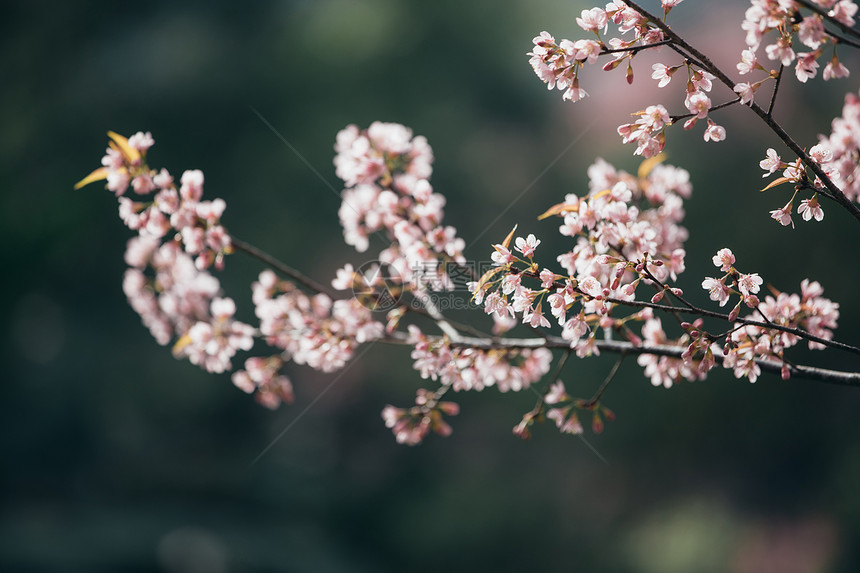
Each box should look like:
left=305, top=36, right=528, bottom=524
left=128, top=131, right=155, bottom=152
left=795, top=52, right=821, bottom=83
left=733, top=82, right=755, bottom=105
left=685, top=91, right=711, bottom=119
left=576, top=7, right=608, bottom=32
left=769, top=202, right=794, bottom=228
left=712, top=248, right=735, bottom=272
left=703, top=121, right=726, bottom=142
left=702, top=277, right=731, bottom=306
left=515, top=234, right=541, bottom=258
left=823, top=57, right=850, bottom=80
left=830, top=0, right=858, bottom=26
left=651, top=63, right=675, bottom=88
left=765, top=37, right=796, bottom=66
left=759, top=148, right=781, bottom=176
left=737, top=273, right=763, bottom=296
left=737, top=49, right=759, bottom=75
left=798, top=196, right=825, bottom=221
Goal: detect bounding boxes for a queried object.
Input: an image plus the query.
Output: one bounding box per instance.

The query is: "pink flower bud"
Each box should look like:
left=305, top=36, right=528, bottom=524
left=728, top=302, right=741, bottom=322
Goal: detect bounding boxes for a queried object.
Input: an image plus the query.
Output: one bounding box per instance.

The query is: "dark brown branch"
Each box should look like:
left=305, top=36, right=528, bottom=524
left=767, top=65, right=783, bottom=116
left=623, top=0, right=860, bottom=221
left=601, top=39, right=674, bottom=54
left=230, top=236, right=337, bottom=297
left=669, top=98, right=742, bottom=123
left=582, top=353, right=626, bottom=407
left=795, top=0, right=860, bottom=43
left=378, top=331, right=860, bottom=386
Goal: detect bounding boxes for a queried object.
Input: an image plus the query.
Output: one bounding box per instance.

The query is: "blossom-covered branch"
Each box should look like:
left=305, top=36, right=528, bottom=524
left=77, top=1, right=860, bottom=447
left=376, top=332, right=860, bottom=387
left=529, top=0, right=860, bottom=221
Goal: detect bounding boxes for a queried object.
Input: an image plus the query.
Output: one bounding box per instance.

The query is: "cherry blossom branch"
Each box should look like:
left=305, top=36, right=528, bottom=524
left=231, top=235, right=483, bottom=340
left=794, top=0, right=860, bottom=43
left=379, top=331, right=860, bottom=386
left=516, top=269, right=860, bottom=356
left=623, top=0, right=860, bottom=221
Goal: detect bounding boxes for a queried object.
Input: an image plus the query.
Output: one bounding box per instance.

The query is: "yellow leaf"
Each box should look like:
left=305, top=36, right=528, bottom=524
left=107, top=131, right=141, bottom=164
left=590, top=188, right=612, bottom=201
left=74, top=166, right=109, bottom=189
left=501, top=224, right=518, bottom=250
left=761, top=176, right=790, bottom=192
left=172, top=333, right=192, bottom=356
left=638, top=153, right=667, bottom=179
left=471, top=266, right=504, bottom=301
left=538, top=202, right=579, bottom=220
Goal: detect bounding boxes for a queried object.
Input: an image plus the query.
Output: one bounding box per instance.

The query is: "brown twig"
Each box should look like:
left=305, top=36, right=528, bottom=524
left=230, top=236, right=337, bottom=297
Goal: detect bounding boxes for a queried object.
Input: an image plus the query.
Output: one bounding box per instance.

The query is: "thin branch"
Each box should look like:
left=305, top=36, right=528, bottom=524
left=414, top=289, right=462, bottom=342
left=378, top=331, right=860, bottom=386
left=582, top=353, right=626, bottom=407
left=666, top=43, right=707, bottom=72
left=230, top=236, right=337, bottom=297
left=404, top=301, right=492, bottom=339
left=829, top=30, right=860, bottom=50
left=767, top=65, right=784, bottom=117
left=601, top=39, right=674, bottom=54
left=623, top=0, right=860, bottom=221
left=669, top=97, right=742, bottom=123
left=548, top=348, right=573, bottom=386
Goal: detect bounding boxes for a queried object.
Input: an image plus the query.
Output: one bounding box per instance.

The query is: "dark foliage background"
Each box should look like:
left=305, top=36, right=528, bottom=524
left=3, top=1, right=860, bottom=571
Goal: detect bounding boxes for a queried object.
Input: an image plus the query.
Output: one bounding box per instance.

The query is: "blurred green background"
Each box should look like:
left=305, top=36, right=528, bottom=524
left=4, top=0, right=860, bottom=571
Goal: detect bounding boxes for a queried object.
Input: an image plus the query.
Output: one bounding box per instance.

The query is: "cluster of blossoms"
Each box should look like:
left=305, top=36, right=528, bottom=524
left=231, top=356, right=295, bottom=410
left=528, top=2, right=727, bottom=155
left=473, top=156, right=691, bottom=357
left=737, top=0, right=854, bottom=94
left=78, top=133, right=255, bottom=380
left=513, top=378, right=616, bottom=440
left=643, top=247, right=839, bottom=386
left=333, top=122, right=466, bottom=293
left=408, top=326, right=553, bottom=393
left=381, top=388, right=460, bottom=446
left=702, top=248, right=837, bottom=375
left=82, top=131, right=231, bottom=271
left=726, top=278, right=839, bottom=379
left=760, top=84, right=860, bottom=227
left=81, top=110, right=852, bottom=443
left=817, top=88, right=860, bottom=202
left=250, top=269, right=383, bottom=374
left=78, top=132, right=380, bottom=409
